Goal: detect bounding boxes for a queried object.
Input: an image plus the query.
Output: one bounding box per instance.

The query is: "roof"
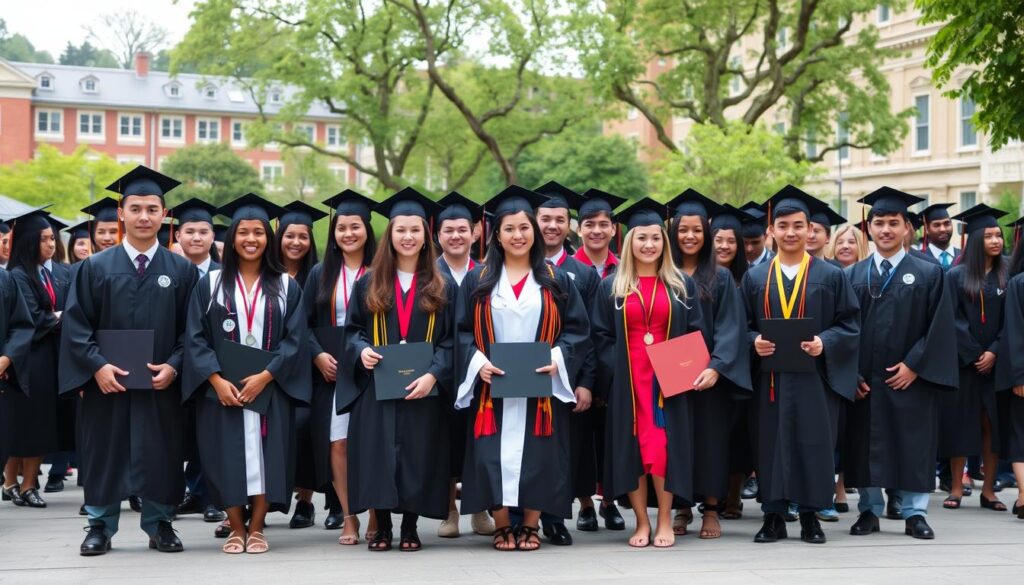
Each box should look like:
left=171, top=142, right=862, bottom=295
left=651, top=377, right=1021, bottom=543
left=8, top=61, right=342, bottom=120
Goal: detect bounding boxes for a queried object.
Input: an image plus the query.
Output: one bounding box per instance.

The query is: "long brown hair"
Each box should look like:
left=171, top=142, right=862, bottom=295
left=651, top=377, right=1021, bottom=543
left=365, top=216, right=447, bottom=314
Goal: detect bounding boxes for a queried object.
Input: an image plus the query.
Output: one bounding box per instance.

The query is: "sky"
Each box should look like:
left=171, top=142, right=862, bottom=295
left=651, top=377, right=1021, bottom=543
left=5, top=0, right=198, bottom=59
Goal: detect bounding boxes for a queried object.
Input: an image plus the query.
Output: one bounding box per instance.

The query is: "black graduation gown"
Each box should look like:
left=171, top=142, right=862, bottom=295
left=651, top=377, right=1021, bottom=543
left=58, top=245, right=197, bottom=506
left=455, top=266, right=590, bottom=518
left=0, top=269, right=36, bottom=463
left=739, top=259, right=860, bottom=508
left=183, top=259, right=220, bottom=463
left=437, top=256, right=472, bottom=480
left=843, top=254, right=958, bottom=492
left=592, top=275, right=704, bottom=504
left=994, top=274, right=1024, bottom=462
left=339, top=273, right=456, bottom=519
left=181, top=271, right=310, bottom=509
left=937, top=266, right=1005, bottom=457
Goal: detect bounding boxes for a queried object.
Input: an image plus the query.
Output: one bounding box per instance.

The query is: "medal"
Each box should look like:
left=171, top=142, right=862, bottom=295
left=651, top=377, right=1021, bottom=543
left=245, top=334, right=257, bottom=346
left=635, top=279, right=660, bottom=346
left=236, top=275, right=263, bottom=348
left=643, top=332, right=654, bottom=345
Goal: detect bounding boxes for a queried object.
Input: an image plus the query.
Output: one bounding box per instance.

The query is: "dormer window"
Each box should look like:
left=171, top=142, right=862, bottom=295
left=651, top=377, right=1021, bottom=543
left=203, top=85, right=217, bottom=100
left=38, top=74, right=53, bottom=91
left=81, top=76, right=98, bottom=94
left=269, top=88, right=283, bottom=104
left=166, top=83, right=181, bottom=98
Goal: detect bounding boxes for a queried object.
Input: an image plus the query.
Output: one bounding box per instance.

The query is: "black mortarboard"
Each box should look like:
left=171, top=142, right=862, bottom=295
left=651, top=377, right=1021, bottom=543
left=740, top=201, right=763, bottom=212
left=81, top=197, right=120, bottom=223
left=322, top=189, right=375, bottom=222
left=66, top=220, right=92, bottom=240
left=374, top=187, right=441, bottom=221
left=105, top=165, right=180, bottom=200
left=579, top=188, right=627, bottom=219
left=46, top=214, right=69, bottom=232
left=666, top=188, right=724, bottom=219
left=858, top=187, right=925, bottom=217
left=0, top=223, right=9, bottom=234
left=157, top=223, right=172, bottom=247
left=952, top=204, right=1007, bottom=235
left=908, top=211, right=923, bottom=232
left=741, top=207, right=768, bottom=239
left=809, top=207, right=847, bottom=229
left=214, top=224, right=229, bottom=243
left=711, top=204, right=753, bottom=235
left=3, top=205, right=54, bottom=234
left=484, top=185, right=548, bottom=216
left=436, top=191, right=483, bottom=224
left=170, top=198, right=218, bottom=226
left=921, top=203, right=955, bottom=223
left=218, top=193, right=286, bottom=223
left=617, top=198, right=669, bottom=231
left=280, top=201, right=328, bottom=228
left=763, top=184, right=828, bottom=219
left=535, top=181, right=586, bottom=212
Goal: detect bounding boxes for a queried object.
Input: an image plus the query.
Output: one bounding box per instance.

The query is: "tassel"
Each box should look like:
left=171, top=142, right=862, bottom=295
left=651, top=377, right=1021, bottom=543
left=653, top=381, right=666, bottom=429
left=534, top=397, right=553, bottom=437
left=261, top=415, right=268, bottom=438
left=474, top=386, right=497, bottom=438
left=167, top=210, right=175, bottom=249
left=770, top=372, right=775, bottom=402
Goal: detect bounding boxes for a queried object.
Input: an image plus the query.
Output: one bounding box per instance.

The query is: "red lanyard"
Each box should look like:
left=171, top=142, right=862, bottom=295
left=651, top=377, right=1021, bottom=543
left=40, top=268, right=56, bottom=307
left=394, top=271, right=418, bottom=343
left=468, top=258, right=476, bottom=271
left=334, top=265, right=365, bottom=326
left=236, top=275, right=262, bottom=335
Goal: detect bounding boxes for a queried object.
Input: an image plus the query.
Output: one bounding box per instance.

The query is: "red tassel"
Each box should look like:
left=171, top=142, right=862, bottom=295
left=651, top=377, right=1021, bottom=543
left=261, top=415, right=268, bottom=438
left=474, top=386, right=497, bottom=438
left=769, top=372, right=775, bottom=402
left=534, top=398, right=553, bottom=437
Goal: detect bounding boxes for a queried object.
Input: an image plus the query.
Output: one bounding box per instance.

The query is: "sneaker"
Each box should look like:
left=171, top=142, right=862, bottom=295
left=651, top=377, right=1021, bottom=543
left=438, top=509, right=460, bottom=538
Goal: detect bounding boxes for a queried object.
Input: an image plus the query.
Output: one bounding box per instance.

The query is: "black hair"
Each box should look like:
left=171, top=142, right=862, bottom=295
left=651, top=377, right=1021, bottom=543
left=712, top=225, right=747, bottom=285
left=962, top=227, right=1006, bottom=298
left=176, top=221, right=221, bottom=264
left=472, top=208, right=563, bottom=302
left=315, top=213, right=376, bottom=309
left=669, top=214, right=716, bottom=300
left=8, top=219, right=53, bottom=310
left=67, top=232, right=89, bottom=265
left=579, top=208, right=613, bottom=223
left=214, top=217, right=286, bottom=313
left=276, top=222, right=318, bottom=288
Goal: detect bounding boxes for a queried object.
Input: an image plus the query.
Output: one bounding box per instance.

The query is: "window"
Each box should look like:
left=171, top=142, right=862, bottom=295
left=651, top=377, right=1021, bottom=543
left=203, top=85, right=217, bottom=100
left=166, top=83, right=181, bottom=98
left=197, top=118, right=220, bottom=143
left=78, top=111, right=103, bottom=138
left=160, top=116, right=184, bottom=141
left=326, top=125, right=342, bottom=149
left=729, top=56, right=743, bottom=95
left=627, top=107, right=639, bottom=120
left=118, top=113, right=144, bottom=140
left=35, top=109, right=62, bottom=135
left=772, top=122, right=786, bottom=136
left=116, top=155, right=145, bottom=165
left=269, top=88, right=283, bottom=104
left=227, top=89, right=245, bottom=103
left=38, top=75, right=53, bottom=90
left=82, top=77, right=98, bottom=93
left=231, top=120, right=246, bottom=145
left=960, top=191, right=976, bottom=209
left=877, top=4, right=891, bottom=24
left=960, top=98, right=978, bottom=148
left=261, top=162, right=284, bottom=185
left=914, top=94, right=930, bottom=153
left=294, top=123, right=315, bottom=143
left=805, top=128, right=817, bottom=159
left=837, top=112, right=849, bottom=162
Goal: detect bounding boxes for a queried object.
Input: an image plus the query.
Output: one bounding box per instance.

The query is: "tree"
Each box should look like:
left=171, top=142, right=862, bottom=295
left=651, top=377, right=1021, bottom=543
left=918, top=0, right=1024, bottom=149
left=59, top=41, right=119, bottom=68
left=87, top=9, right=169, bottom=68
left=648, top=122, right=821, bottom=206
left=278, top=148, right=345, bottom=201
left=160, top=144, right=264, bottom=208
left=570, top=0, right=912, bottom=163
left=0, top=18, right=54, bottom=63
left=152, top=48, right=197, bottom=73
left=0, top=145, right=129, bottom=218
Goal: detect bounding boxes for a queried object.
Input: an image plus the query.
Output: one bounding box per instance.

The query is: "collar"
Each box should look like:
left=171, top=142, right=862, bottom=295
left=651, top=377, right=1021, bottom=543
left=196, top=256, right=212, bottom=275
left=573, top=247, right=618, bottom=274
left=873, top=247, right=907, bottom=272
left=752, top=247, right=770, bottom=265
left=442, top=254, right=473, bottom=274
left=123, top=239, right=160, bottom=264
left=928, top=242, right=954, bottom=259
left=546, top=247, right=567, bottom=266
left=42, top=259, right=53, bottom=272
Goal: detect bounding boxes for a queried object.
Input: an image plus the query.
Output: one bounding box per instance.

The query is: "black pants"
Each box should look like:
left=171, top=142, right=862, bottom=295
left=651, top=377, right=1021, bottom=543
left=374, top=509, right=419, bottom=534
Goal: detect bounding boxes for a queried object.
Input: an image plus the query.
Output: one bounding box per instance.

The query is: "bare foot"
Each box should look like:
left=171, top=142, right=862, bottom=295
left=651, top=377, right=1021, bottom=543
left=629, top=525, right=650, bottom=547
left=653, top=523, right=676, bottom=548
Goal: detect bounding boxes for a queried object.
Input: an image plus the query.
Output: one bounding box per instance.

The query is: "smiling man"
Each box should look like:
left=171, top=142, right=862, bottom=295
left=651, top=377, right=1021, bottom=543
left=920, top=203, right=960, bottom=269
left=573, top=188, right=626, bottom=279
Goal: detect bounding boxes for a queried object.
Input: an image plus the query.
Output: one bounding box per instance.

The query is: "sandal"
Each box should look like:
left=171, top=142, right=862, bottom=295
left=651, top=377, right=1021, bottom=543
left=222, top=531, right=246, bottom=554
left=699, top=511, right=722, bottom=539
left=721, top=501, right=743, bottom=520
left=245, top=531, right=268, bottom=554
left=399, top=528, right=422, bottom=552
left=943, top=495, right=962, bottom=509
left=980, top=494, right=1007, bottom=512
left=339, top=515, right=360, bottom=545
left=672, top=509, right=692, bottom=536
left=492, top=526, right=516, bottom=551
left=368, top=529, right=393, bottom=552
left=516, top=525, right=541, bottom=551
left=1014, top=501, right=1024, bottom=519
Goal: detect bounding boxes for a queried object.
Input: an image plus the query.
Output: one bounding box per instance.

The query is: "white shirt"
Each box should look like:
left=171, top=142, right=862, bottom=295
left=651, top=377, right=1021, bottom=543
left=750, top=247, right=771, bottom=267
left=442, top=255, right=471, bottom=286
left=196, top=256, right=212, bottom=278
left=780, top=262, right=801, bottom=280
left=397, top=269, right=415, bottom=293
left=873, top=247, right=907, bottom=275
left=334, top=265, right=361, bottom=326
left=122, top=239, right=159, bottom=268
left=928, top=243, right=955, bottom=264
left=546, top=247, right=567, bottom=266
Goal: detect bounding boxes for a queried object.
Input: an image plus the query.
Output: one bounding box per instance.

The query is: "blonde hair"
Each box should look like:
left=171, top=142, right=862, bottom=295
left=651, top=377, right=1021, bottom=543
left=825, top=224, right=869, bottom=263
left=611, top=224, right=689, bottom=301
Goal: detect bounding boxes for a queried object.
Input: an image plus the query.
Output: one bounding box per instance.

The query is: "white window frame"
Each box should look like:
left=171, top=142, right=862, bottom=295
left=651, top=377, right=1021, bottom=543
left=837, top=112, right=850, bottom=163
left=202, top=85, right=218, bottom=100
left=877, top=4, right=891, bottom=24
left=196, top=117, right=221, bottom=144
left=912, top=93, right=931, bottom=156
left=772, top=121, right=786, bottom=136
left=81, top=77, right=98, bottom=94
left=293, top=122, right=316, bottom=144
left=260, top=161, right=284, bottom=186
left=729, top=56, right=743, bottom=96
left=159, top=115, right=185, bottom=145
left=958, top=97, right=979, bottom=151
left=77, top=110, right=104, bottom=142
left=230, top=119, right=247, bottom=148
left=38, top=75, right=53, bottom=91
left=805, top=128, right=817, bottom=160
left=269, top=87, right=283, bottom=105
left=117, top=112, right=145, bottom=144
left=325, top=125, right=342, bottom=151
left=328, top=163, right=348, bottom=184
left=166, top=83, right=182, bottom=98
left=959, top=190, right=977, bottom=210
left=35, top=108, right=63, bottom=140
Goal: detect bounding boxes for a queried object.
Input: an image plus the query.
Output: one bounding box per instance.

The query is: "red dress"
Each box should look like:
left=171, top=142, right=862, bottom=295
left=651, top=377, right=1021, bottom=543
left=625, top=276, right=670, bottom=477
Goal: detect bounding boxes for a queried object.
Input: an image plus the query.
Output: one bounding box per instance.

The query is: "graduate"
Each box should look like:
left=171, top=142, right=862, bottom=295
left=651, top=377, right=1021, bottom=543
left=80, top=198, right=122, bottom=253
left=740, top=205, right=773, bottom=267
left=339, top=187, right=456, bottom=552
left=711, top=204, right=751, bottom=285
left=181, top=193, right=310, bottom=555
left=59, top=166, right=198, bottom=555
left=433, top=191, right=495, bottom=540
left=937, top=205, right=1008, bottom=512
left=844, top=187, right=959, bottom=540
left=302, top=189, right=378, bottom=545
left=665, top=189, right=752, bottom=540
left=826, top=224, right=869, bottom=269
left=806, top=208, right=847, bottom=260
left=66, top=221, right=94, bottom=265
left=455, top=185, right=590, bottom=552
left=920, top=203, right=960, bottom=269
left=573, top=188, right=626, bottom=279
left=0, top=223, right=10, bottom=269
left=277, top=202, right=321, bottom=288
left=1, top=208, right=68, bottom=508
left=739, top=186, right=860, bottom=545
left=0, top=240, right=32, bottom=479
left=995, top=224, right=1024, bottom=517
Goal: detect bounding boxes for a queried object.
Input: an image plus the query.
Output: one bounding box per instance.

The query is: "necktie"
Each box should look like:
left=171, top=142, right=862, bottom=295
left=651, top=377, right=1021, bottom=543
left=136, top=254, right=148, bottom=277
left=941, top=251, right=951, bottom=269
left=880, top=259, right=892, bottom=281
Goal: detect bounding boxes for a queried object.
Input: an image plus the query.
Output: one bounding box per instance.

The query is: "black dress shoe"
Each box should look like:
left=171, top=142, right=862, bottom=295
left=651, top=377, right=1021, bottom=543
left=753, top=513, right=787, bottom=543
left=79, top=504, right=87, bottom=516
left=80, top=524, right=111, bottom=556
left=885, top=496, right=902, bottom=520
left=904, top=515, right=934, bottom=540
left=203, top=505, right=226, bottom=523
left=599, top=503, right=625, bottom=530
left=21, top=488, right=46, bottom=508
left=834, top=501, right=850, bottom=513
left=289, top=499, right=315, bottom=529
left=324, top=507, right=344, bottom=530
left=128, top=495, right=142, bottom=513
left=176, top=493, right=202, bottom=515
left=741, top=477, right=759, bottom=500
left=149, top=521, right=184, bottom=552
left=850, top=511, right=880, bottom=535
left=214, top=521, right=233, bottom=538
left=544, top=522, right=573, bottom=546
left=44, top=477, right=65, bottom=493
left=576, top=506, right=598, bottom=532
left=2, top=485, right=23, bottom=506
left=799, top=512, right=826, bottom=544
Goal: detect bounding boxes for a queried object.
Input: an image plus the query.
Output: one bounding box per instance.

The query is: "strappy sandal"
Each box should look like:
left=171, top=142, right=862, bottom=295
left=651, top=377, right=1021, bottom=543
left=245, top=531, right=268, bottom=554
left=980, top=494, right=1007, bottom=512
left=492, top=526, right=515, bottom=551
left=516, top=525, right=541, bottom=551
left=222, top=531, right=245, bottom=554
left=672, top=509, right=693, bottom=535
left=399, top=528, right=422, bottom=552
left=721, top=501, right=743, bottom=520
left=367, top=529, right=393, bottom=552
left=699, top=510, right=722, bottom=539
left=338, top=515, right=360, bottom=545
left=943, top=495, right=962, bottom=509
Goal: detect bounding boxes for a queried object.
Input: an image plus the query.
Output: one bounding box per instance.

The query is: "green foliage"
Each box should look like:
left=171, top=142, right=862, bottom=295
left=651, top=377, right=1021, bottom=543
left=649, top=122, right=821, bottom=205
left=277, top=148, right=345, bottom=201
left=918, top=0, right=1024, bottom=148
left=160, top=144, right=263, bottom=207
left=58, top=41, right=119, bottom=68
left=0, top=145, right=129, bottom=218
left=0, top=19, right=54, bottom=63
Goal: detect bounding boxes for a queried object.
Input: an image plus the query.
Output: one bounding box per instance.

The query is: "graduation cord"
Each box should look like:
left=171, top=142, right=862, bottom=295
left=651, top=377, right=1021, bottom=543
left=762, top=254, right=811, bottom=402
left=621, top=278, right=673, bottom=434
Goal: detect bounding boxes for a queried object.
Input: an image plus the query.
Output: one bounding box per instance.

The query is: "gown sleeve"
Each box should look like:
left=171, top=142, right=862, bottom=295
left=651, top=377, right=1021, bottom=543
left=338, top=277, right=373, bottom=413
left=551, top=273, right=590, bottom=403
left=903, top=266, right=959, bottom=391
left=817, top=266, right=861, bottom=401
left=738, top=270, right=762, bottom=345
left=590, top=278, right=617, bottom=402
left=58, top=257, right=107, bottom=393
left=947, top=269, right=984, bottom=365
left=454, top=269, right=488, bottom=410
left=266, top=276, right=311, bottom=404
left=707, top=269, right=751, bottom=391
left=1, top=272, right=35, bottom=395
left=574, top=269, right=600, bottom=392
left=164, top=262, right=198, bottom=374
left=12, top=270, right=58, bottom=343
left=995, top=275, right=1024, bottom=391
left=181, top=273, right=219, bottom=403
left=426, top=276, right=457, bottom=400
left=302, top=263, right=326, bottom=358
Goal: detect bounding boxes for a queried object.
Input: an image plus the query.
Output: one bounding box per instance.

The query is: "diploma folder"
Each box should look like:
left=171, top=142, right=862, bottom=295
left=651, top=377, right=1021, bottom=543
left=96, top=329, right=154, bottom=390
left=207, top=340, right=277, bottom=414
left=373, top=342, right=437, bottom=400
left=644, top=331, right=711, bottom=397
left=489, top=342, right=552, bottom=399
left=759, top=318, right=819, bottom=373
left=313, top=326, right=345, bottom=359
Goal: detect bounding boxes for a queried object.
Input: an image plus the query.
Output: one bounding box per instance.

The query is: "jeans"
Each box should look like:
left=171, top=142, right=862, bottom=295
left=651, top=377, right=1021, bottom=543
left=857, top=488, right=929, bottom=518
left=86, top=500, right=176, bottom=539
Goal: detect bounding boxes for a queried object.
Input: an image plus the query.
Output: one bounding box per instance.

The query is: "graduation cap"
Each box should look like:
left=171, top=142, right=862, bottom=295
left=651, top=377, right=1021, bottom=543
left=157, top=223, right=173, bottom=247
left=484, top=185, right=549, bottom=217
left=579, top=188, right=627, bottom=219
left=218, top=193, right=287, bottom=224
left=617, top=197, right=669, bottom=231
left=170, top=198, right=218, bottom=227
left=740, top=207, right=768, bottom=239
left=46, top=214, right=69, bottom=233
left=809, top=207, right=847, bottom=230
left=323, top=189, right=375, bottom=222
left=920, top=203, right=955, bottom=224
left=65, top=220, right=93, bottom=241
left=952, top=204, right=1007, bottom=235
left=280, top=201, right=328, bottom=228
left=534, top=181, right=586, bottom=213
left=711, top=204, right=753, bottom=235
left=1007, top=215, right=1024, bottom=247
left=3, top=205, right=55, bottom=234
left=762, top=185, right=829, bottom=221
left=666, top=188, right=724, bottom=219
left=857, top=187, right=925, bottom=218
left=436, top=191, right=484, bottom=224
left=81, top=197, right=120, bottom=223
left=214, top=224, right=229, bottom=243
left=374, top=186, right=441, bottom=221
left=105, top=165, right=180, bottom=201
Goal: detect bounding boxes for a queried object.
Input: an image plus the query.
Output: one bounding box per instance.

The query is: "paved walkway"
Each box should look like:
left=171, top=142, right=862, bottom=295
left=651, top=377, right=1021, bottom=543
left=2, top=473, right=1024, bottom=584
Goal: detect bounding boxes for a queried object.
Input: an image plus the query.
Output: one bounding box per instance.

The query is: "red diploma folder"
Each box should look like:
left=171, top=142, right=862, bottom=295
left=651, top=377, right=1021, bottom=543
left=644, top=331, right=711, bottom=397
